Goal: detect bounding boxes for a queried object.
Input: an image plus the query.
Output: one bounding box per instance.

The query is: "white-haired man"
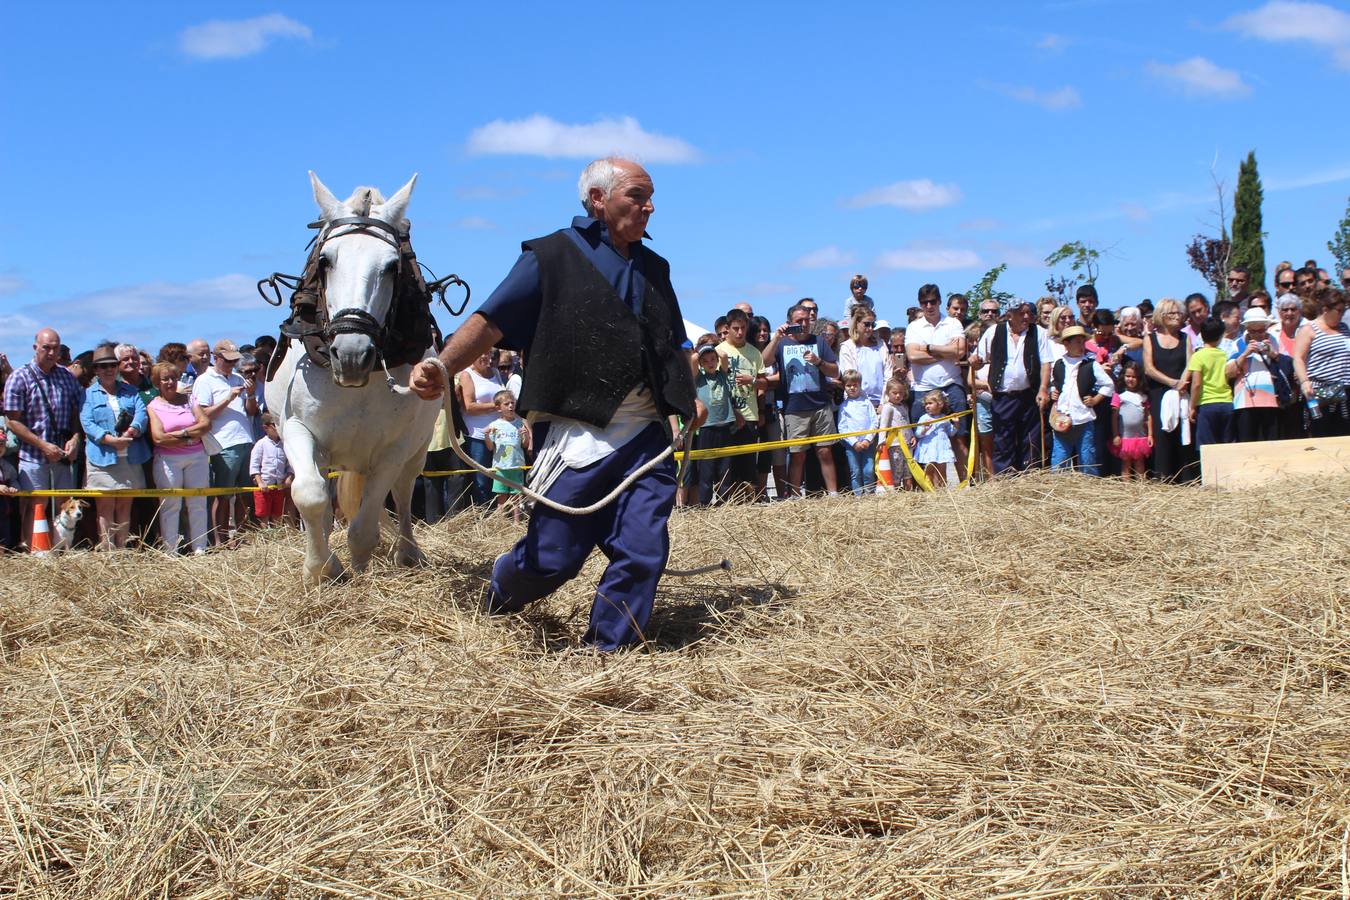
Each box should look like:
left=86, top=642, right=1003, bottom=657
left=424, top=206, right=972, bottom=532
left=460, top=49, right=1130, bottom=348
left=410, top=157, right=696, bottom=651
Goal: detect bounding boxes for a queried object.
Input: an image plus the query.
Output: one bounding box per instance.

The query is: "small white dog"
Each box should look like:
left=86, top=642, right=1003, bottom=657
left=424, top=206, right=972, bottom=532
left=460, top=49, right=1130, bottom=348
left=52, top=498, right=87, bottom=552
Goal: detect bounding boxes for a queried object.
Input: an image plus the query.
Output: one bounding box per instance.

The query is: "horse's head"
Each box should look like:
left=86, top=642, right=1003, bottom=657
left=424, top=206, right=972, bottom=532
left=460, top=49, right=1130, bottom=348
left=309, top=171, right=417, bottom=388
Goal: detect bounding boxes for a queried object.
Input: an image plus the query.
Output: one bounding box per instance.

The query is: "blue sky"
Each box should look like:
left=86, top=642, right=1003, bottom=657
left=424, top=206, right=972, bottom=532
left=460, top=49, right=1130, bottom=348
left=3, top=1, right=1350, bottom=359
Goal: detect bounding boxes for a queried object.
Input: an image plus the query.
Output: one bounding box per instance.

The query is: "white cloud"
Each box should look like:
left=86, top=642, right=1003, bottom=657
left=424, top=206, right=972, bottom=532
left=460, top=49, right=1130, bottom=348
left=984, top=242, right=1043, bottom=268
left=37, top=274, right=261, bottom=321
left=1145, top=57, right=1251, bottom=99
left=843, top=179, right=962, bottom=211
left=876, top=245, right=982, bottom=271
left=1224, top=1, right=1350, bottom=67
left=465, top=115, right=701, bottom=164
left=1037, top=33, right=1071, bottom=51
left=179, top=14, right=312, bottom=60
left=1267, top=162, right=1350, bottom=190
left=0, top=313, right=40, bottom=339
left=453, top=216, right=497, bottom=230
left=1120, top=202, right=1152, bottom=222
left=791, top=245, right=856, bottom=269
left=987, top=83, right=1082, bottom=110
left=741, top=281, right=796, bottom=298
left=0, top=274, right=27, bottom=296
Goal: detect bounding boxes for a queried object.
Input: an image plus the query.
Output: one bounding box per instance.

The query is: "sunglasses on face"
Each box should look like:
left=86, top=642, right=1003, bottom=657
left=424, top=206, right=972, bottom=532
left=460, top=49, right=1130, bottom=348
left=1278, top=281, right=1295, bottom=289
left=94, top=362, right=117, bottom=370
left=980, top=307, right=998, bottom=315
left=920, top=299, right=939, bottom=307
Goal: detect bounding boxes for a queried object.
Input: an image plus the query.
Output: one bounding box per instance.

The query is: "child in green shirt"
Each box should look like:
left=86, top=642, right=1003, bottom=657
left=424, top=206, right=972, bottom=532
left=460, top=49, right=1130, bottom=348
left=1187, top=317, right=1234, bottom=446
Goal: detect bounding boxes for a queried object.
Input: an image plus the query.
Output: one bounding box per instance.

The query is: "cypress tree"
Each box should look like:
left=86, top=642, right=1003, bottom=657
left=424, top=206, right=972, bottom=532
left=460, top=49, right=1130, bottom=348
left=1328, top=196, right=1350, bottom=273
left=1230, top=150, right=1266, bottom=292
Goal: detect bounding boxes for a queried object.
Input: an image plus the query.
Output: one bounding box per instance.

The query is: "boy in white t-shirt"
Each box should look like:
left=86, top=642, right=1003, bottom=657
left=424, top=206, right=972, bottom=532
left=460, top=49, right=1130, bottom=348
left=484, top=390, right=531, bottom=523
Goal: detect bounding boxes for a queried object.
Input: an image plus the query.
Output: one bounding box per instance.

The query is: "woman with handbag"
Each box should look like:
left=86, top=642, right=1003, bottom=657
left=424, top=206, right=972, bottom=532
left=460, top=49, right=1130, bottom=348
left=79, top=344, right=150, bottom=549
left=146, top=362, right=212, bottom=554
left=1293, top=288, right=1350, bottom=438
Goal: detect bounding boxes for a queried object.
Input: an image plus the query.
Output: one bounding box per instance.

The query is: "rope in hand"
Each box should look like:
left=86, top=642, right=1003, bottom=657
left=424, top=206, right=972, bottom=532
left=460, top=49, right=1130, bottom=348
left=390, top=357, right=729, bottom=578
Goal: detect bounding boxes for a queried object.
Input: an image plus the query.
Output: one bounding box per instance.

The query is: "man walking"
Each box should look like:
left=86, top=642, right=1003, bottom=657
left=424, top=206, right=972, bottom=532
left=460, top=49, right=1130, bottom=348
left=410, top=157, right=696, bottom=651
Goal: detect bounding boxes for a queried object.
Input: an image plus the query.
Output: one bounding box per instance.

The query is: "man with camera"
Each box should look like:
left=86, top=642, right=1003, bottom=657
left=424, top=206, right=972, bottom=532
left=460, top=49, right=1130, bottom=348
left=760, top=302, right=841, bottom=497
left=3, top=327, right=84, bottom=548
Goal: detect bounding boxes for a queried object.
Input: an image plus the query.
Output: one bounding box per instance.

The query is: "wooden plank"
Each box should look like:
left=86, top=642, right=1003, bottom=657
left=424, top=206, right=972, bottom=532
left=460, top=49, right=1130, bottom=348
left=1201, top=435, right=1350, bottom=488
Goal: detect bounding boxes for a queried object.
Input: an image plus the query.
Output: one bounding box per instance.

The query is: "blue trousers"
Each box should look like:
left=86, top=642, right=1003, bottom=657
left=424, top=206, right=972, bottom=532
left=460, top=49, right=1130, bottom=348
left=1195, top=403, right=1234, bottom=446
left=1050, top=418, right=1099, bottom=476
left=991, top=389, right=1041, bottom=473
left=466, top=437, right=493, bottom=505
left=487, top=422, right=676, bottom=651
left=842, top=443, right=875, bottom=495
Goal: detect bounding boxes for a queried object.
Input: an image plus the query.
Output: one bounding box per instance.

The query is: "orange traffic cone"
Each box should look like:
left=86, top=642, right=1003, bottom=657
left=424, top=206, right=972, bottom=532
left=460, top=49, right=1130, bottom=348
left=30, top=500, right=53, bottom=555
left=875, top=443, right=894, bottom=491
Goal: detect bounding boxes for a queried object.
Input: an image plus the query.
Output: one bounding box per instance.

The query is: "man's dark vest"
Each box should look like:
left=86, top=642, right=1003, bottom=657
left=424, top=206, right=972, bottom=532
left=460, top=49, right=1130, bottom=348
left=515, top=230, right=695, bottom=429
left=1052, top=357, right=1099, bottom=400
left=988, top=322, right=1043, bottom=393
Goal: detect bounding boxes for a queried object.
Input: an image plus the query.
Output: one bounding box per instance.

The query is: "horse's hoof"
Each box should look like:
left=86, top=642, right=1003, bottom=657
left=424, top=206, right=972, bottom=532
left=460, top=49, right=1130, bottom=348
left=305, top=557, right=346, bottom=584
left=396, top=547, right=426, bottom=568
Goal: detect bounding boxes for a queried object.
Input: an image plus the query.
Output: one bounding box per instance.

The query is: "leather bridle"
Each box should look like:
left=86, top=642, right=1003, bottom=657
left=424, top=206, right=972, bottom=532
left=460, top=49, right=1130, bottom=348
left=258, top=214, right=470, bottom=378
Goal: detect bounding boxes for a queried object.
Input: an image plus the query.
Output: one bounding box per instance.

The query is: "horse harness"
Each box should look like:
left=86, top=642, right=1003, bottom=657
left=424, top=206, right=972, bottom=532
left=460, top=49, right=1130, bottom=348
left=257, top=215, right=469, bottom=382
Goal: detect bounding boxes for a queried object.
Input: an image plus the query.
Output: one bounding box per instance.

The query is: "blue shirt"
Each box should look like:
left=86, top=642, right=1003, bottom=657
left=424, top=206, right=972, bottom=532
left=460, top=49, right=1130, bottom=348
left=476, top=216, right=691, bottom=359
left=775, top=335, right=837, bottom=413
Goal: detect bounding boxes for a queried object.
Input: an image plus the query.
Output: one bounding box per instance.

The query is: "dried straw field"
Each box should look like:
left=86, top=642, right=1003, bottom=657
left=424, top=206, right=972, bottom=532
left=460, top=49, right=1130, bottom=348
left=2, top=474, right=1347, bottom=898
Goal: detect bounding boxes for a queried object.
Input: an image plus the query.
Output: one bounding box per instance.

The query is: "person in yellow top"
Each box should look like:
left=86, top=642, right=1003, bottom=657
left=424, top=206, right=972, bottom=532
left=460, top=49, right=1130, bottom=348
left=714, top=307, right=765, bottom=499
left=1186, top=317, right=1234, bottom=446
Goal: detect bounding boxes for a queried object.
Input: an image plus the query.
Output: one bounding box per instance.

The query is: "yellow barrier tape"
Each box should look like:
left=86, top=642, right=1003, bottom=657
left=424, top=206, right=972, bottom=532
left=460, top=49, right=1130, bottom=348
left=14, top=484, right=287, bottom=499
left=683, top=409, right=972, bottom=462
left=12, top=410, right=974, bottom=498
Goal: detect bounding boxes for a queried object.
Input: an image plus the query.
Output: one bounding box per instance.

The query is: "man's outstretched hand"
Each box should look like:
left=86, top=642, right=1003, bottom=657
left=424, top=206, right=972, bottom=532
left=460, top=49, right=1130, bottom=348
left=410, top=359, right=446, bottom=400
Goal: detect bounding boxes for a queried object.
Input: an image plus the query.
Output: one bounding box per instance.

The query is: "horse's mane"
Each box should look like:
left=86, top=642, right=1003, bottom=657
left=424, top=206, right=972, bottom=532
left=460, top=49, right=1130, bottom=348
left=343, top=187, right=386, bottom=217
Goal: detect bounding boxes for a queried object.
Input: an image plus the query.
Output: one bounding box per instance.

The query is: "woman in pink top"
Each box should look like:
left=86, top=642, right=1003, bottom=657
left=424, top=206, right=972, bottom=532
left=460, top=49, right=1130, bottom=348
left=146, top=362, right=212, bottom=554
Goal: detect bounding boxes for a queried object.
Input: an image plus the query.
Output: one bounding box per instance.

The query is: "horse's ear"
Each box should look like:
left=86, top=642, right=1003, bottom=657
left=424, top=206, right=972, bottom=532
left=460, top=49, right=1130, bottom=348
left=309, top=171, right=343, bottom=220
left=381, top=173, right=417, bottom=229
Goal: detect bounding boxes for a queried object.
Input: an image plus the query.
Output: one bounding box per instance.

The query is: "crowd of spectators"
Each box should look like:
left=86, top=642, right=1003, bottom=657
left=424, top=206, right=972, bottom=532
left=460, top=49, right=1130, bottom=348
left=2, top=258, right=1347, bottom=551
left=683, top=263, right=1348, bottom=501
left=1, top=332, right=290, bottom=551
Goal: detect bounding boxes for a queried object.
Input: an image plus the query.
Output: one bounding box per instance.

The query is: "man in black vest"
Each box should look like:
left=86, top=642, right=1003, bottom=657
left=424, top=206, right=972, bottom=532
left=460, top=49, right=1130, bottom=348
left=970, top=299, right=1051, bottom=474
left=409, top=157, right=696, bottom=651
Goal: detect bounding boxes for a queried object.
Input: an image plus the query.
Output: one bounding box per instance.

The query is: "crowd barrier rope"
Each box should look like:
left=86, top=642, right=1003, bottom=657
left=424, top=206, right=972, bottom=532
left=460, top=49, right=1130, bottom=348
left=11, top=409, right=977, bottom=499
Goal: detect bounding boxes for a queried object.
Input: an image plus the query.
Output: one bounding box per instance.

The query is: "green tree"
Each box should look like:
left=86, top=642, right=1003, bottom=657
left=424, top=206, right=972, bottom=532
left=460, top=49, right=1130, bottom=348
left=1229, top=150, right=1266, bottom=290
left=1043, top=241, right=1100, bottom=302
left=1328, top=195, right=1350, bottom=274
left=968, top=264, right=1014, bottom=312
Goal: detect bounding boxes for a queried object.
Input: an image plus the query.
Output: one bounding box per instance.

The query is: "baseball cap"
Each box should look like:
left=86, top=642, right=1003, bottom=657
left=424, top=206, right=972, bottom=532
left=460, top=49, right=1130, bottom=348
left=875, top=319, right=891, bottom=329
left=213, top=339, right=242, bottom=361
left=696, top=343, right=718, bottom=358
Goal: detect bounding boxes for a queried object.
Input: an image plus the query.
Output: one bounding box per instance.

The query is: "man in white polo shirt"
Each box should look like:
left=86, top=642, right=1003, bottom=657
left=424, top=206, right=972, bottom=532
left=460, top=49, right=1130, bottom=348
left=191, top=338, right=258, bottom=544
left=905, top=283, right=969, bottom=478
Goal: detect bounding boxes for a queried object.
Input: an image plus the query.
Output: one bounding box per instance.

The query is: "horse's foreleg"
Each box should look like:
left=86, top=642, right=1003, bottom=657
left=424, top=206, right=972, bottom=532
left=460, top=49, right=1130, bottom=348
left=391, top=451, right=426, bottom=568
left=284, top=421, right=342, bottom=583
left=347, top=467, right=400, bottom=572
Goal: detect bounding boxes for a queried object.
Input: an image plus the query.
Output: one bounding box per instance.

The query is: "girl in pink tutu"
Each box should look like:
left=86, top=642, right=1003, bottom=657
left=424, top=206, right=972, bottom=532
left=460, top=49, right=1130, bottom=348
left=1111, top=360, right=1153, bottom=481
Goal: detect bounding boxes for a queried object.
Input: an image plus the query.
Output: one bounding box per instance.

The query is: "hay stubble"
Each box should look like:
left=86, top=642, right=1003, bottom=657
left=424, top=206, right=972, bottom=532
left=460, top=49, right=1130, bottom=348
left=1, top=475, right=1347, bottom=897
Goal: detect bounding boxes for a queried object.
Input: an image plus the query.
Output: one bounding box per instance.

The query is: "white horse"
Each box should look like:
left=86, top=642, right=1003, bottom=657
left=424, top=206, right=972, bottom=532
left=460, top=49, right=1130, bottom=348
left=266, top=172, right=440, bottom=583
